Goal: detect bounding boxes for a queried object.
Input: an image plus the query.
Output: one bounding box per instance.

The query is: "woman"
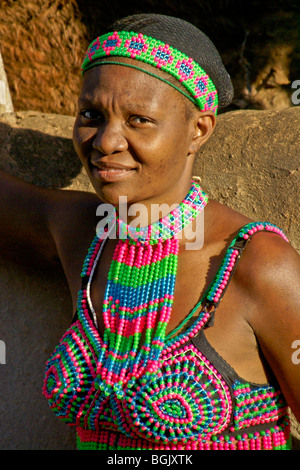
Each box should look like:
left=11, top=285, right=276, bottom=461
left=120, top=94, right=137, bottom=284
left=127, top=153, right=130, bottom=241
left=2, top=14, right=300, bottom=450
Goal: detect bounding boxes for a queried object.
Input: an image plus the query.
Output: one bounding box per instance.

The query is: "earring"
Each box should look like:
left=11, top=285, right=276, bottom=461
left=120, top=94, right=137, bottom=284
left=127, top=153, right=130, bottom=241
left=193, top=175, right=201, bottom=183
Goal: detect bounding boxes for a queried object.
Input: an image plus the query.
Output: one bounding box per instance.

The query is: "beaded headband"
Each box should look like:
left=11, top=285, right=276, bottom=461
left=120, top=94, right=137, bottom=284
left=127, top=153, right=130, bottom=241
left=81, top=31, right=219, bottom=114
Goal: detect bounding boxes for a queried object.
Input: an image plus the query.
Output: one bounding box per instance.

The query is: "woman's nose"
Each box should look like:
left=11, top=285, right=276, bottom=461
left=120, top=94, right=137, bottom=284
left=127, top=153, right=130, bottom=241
left=92, top=121, right=128, bottom=155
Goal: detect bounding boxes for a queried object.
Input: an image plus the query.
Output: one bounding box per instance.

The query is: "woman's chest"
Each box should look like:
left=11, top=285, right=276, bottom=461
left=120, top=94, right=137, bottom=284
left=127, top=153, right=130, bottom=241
left=89, top=240, right=215, bottom=336
left=86, top=237, right=268, bottom=385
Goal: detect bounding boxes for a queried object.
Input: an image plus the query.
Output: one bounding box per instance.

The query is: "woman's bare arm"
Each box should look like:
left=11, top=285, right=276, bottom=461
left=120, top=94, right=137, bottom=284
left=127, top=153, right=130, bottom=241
left=0, top=170, right=99, bottom=272
left=0, top=170, right=60, bottom=266
left=243, top=234, right=300, bottom=420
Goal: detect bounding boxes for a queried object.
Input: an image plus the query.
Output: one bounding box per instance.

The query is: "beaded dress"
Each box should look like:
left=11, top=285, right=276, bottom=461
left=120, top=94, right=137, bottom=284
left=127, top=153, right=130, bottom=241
left=43, top=185, right=291, bottom=451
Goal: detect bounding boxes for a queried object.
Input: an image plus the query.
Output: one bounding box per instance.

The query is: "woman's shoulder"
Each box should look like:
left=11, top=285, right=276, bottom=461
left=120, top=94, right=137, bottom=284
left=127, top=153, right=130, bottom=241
left=206, top=198, right=291, bottom=246
left=46, top=189, right=103, bottom=291
left=205, top=199, right=299, bottom=297
left=204, top=201, right=300, bottom=420
left=47, top=188, right=101, bottom=230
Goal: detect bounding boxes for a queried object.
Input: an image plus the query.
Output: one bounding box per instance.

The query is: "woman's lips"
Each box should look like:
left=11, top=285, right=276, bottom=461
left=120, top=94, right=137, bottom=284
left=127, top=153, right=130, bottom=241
left=92, top=164, right=136, bottom=182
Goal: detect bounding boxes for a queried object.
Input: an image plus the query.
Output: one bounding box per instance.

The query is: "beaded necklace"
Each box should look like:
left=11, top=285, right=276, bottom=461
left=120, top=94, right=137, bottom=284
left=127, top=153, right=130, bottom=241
left=81, top=181, right=208, bottom=398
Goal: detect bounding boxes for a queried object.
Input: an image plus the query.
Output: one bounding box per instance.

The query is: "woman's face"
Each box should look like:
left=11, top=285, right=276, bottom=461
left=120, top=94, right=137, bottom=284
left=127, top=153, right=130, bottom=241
left=73, top=63, right=202, bottom=211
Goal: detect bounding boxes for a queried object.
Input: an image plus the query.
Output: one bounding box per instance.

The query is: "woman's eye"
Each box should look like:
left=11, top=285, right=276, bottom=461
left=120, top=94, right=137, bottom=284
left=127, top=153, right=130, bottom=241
left=80, top=110, right=103, bottom=121
left=129, top=116, right=152, bottom=126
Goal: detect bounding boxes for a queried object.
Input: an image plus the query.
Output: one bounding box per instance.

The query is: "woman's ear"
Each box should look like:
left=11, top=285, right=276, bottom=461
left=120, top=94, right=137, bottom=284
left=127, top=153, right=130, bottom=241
left=188, top=111, right=216, bottom=155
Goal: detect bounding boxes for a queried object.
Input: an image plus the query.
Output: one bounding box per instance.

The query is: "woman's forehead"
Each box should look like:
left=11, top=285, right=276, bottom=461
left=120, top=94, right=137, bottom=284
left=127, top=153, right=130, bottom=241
left=79, top=63, right=185, bottom=108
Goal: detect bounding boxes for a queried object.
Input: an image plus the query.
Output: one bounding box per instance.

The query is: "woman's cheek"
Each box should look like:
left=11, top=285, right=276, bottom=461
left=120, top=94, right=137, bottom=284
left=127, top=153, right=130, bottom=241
left=73, top=125, right=95, bottom=160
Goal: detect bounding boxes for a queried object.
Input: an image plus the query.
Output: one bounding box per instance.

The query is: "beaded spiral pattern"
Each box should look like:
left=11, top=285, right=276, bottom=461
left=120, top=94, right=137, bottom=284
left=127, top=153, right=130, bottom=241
left=43, top=215, right=291, bottom=450
left=121, top=344, right=232, bottom=444
left=81, top=31, right=218, bottom=114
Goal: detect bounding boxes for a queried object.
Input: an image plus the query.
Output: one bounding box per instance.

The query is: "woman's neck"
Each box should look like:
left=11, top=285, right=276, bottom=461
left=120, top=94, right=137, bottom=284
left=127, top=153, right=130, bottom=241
left=117, top=178, right=194, bottom=227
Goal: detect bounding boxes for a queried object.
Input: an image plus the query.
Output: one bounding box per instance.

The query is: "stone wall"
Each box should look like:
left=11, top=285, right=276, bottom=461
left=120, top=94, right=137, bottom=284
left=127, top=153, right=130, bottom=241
left=195, top=107, right=300, bottom=252
left=0, top=107, right=299, bottom=449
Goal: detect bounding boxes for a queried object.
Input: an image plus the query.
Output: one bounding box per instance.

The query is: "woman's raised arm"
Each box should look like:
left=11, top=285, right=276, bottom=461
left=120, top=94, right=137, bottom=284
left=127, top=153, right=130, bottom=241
left=0, top=170, right=99, bottom=271
left=0, top=169, right=60, bottom=266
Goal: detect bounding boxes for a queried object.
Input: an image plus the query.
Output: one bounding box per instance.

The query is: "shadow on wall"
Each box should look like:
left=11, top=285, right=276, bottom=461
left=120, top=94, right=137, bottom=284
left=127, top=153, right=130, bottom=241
left=0, top=114, right=86, bottom=449
left=0, top=115, right=82, bottom=189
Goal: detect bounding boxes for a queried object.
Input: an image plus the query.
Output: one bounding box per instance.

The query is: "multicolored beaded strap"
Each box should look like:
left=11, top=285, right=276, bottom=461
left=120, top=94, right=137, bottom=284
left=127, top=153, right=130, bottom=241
left=206, top=221, right=289, bottom=305
left=162, top=221, right=289, bottom=348
left=76, top=420, right=291, bottom=450
left=82, top=181, right=208, bottom=398
left=81, top=31, right=218, bottom=114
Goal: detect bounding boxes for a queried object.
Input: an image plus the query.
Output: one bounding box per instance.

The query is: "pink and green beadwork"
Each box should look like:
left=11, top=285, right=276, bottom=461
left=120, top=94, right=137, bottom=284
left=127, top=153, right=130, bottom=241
left=116, top=181, right=208, bottom=244
left=43, top=207, right=292, bottom=450
left=122, top=344, right=232, bottom=444
left=86, top=182, right=208, bottom=398
left=206, top=222, right=289, bottom=304
left=81, top=31, right=219, bottom=114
